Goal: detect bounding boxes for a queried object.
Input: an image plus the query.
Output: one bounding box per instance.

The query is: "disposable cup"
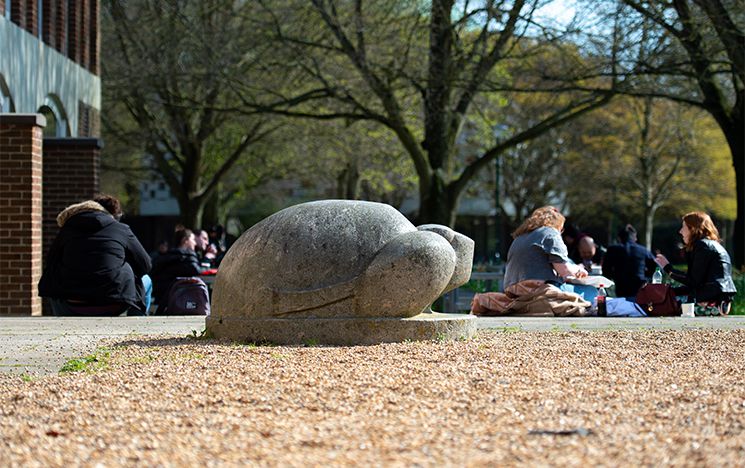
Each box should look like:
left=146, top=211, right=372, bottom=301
left=681, top=303, right=695, bottom=317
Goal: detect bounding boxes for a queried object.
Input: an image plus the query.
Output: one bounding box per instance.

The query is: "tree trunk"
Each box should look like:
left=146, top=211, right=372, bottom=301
left=723, top=120, right=744, bottom=268
left=179, top=197, right=205, bottom=231
left=416, top=172, right=458, bottom=227
left=642, top=204, right=657, bottom=251
left=336, top=159, right=360, bottom=200
left=201, top=192, right=220, bottom=230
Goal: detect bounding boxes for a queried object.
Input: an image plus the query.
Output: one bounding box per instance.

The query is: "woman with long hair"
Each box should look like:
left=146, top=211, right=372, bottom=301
left=471, top=206, right=591, bottom=316
left=655, top=212, right=736, bottom=313
left=503, top=206, right=588, bottom=288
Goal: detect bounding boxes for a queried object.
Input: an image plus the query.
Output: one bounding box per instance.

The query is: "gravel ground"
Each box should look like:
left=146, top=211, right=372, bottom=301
left=1, top=329, right=744, bottom=467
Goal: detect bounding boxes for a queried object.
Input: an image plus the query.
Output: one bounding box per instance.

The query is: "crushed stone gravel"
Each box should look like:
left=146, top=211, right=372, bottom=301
left=1, top=329, right=744, bottom=466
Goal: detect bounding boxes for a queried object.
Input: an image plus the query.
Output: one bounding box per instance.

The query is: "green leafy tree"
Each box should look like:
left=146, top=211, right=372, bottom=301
left=247, top=0, right=613, bottom=226
left=571, top=0, right=744, bottom=265
left=561, top=96, right=735, bottom=246
left=102, top=0, right=282, bottom=228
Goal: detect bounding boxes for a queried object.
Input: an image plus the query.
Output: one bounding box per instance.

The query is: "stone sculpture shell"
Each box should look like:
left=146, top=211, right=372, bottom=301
left=211, top=200, right=474, bottom=319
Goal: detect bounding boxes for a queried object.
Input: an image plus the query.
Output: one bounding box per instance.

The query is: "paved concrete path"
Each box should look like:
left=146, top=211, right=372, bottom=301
left=2, top=315, right=745, bottom=376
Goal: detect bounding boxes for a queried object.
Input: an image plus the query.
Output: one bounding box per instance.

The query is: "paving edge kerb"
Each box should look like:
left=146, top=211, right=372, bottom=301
left=205, top=312, right=477, bottom=345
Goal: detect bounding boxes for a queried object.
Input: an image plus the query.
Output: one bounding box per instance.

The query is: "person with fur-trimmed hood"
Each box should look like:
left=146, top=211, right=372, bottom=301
left=38, top=197, right=152, bottom=316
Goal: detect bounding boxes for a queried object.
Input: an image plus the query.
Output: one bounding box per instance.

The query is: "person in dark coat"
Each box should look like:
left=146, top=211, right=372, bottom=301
left=38, top=199, right=152, bottom=315
left=655, top=212, right=737, bottom=312
left=602, top=224, right=657, bottom=298
left=150, top=228, right=204, bottom=313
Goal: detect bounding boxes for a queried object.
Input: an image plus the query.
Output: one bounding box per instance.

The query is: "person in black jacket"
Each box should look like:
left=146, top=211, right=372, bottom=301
left=603, top=224, right=658, bottom=298
left=38, top=199, right=152, bottom=316
left=655, top=212, right=737, bottom=313
left=150, top=228, right=205, bottom=313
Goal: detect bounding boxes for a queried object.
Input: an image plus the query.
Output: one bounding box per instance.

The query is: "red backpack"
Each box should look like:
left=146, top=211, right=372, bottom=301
left=165, top=277, right=211, bottom=315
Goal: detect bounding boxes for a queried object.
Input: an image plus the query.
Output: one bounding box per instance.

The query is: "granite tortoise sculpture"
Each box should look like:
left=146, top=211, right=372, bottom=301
left=211, top=200, right=474, bottom=319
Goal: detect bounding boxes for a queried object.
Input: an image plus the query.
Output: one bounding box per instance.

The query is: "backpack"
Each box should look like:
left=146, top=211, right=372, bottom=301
left=165, top=277, right=211, bottom=315
left=635, top=283, right=681, bottom=317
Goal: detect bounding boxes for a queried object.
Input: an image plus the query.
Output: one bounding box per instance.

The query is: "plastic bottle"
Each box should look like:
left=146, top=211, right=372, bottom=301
left=596, top=284, right=607, bottom=317
left=652, top=267, right=663, bottom=284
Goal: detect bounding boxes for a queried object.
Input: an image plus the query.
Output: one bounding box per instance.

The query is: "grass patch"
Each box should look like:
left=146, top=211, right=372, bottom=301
left=126, top=354, right=158, bottom=365
left=187, top=328, right=214, bottom=340
left=59, top=348, right=110, bottom=374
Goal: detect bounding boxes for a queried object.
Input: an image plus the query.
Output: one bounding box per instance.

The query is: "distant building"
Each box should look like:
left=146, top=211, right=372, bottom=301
left=139, top=179, right=180, bottom=216
left=0, top=0, right=101, bottom=136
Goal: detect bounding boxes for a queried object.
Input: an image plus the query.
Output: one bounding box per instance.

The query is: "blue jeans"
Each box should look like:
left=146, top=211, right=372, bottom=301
left=141, top=274, right=153, bottom=315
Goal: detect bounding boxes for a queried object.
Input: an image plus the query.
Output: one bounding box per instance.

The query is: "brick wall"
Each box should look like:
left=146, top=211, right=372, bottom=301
left=67, top=0, right=81, bottom=64
left=42, top=0, right=57, bottom=48
left=11, top=0, right=27, bottom=30
left=80, top=0, right=90, bottom=70
left=55, top=0, right=68, bottom=55
left=0, top=114, right=45, bottom=316
left=25, top=0, right=38, bottom=36
left=42, top=138, right=102, bottom=262
left=89, top=0, right=100, bottom=75
left=4, top=1, right=100, bottom=74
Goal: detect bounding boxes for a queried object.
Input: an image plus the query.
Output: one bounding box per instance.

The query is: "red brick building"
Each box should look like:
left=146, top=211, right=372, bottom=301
left=0, top=0, right=102, bottom=315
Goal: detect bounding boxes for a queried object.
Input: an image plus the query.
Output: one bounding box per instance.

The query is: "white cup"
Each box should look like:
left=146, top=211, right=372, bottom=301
left=681, top=303, right=695, bottom=318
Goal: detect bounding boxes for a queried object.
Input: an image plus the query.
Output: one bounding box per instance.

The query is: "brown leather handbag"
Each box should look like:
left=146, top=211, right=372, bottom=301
left=635, top=284, right=681, bottom=316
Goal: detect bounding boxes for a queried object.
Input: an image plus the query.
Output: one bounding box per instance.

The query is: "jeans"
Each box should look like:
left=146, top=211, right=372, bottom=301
left=141, top=274, right=153, bottom=316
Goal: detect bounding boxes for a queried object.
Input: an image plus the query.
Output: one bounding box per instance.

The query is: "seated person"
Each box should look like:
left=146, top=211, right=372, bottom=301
left=655, top=212, right=736, bottom=314
left=504, top=206, right=587, bottom=288
left=38, top=196, right=152, bottom=316
left=472, top=206, right=590, bottom=316
left=151, top=229, right=206, bottom=313
left=576, top=236, right=604, bottom=272
left=603, top=224, right=657, bottom=298
left=194, top=229, right=218, bottom=267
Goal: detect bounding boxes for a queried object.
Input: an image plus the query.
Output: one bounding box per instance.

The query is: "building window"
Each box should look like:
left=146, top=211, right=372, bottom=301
left=0, top=93, right=11, bottom=112
left=39, top=96, right=69, bottom=137
left=38, top=106, right=58, bottom=137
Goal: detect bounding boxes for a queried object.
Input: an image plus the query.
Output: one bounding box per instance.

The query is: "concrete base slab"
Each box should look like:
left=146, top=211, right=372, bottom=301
left=206, top=312, right=477, bottom=345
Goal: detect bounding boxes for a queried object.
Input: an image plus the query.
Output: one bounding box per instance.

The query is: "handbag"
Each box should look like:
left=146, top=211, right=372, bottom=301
left=635, top=284, right=681, bottom=316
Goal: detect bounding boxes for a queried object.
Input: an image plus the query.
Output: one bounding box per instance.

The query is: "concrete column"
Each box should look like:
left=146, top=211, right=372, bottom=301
left=0, top=114, right=45, bottom=316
